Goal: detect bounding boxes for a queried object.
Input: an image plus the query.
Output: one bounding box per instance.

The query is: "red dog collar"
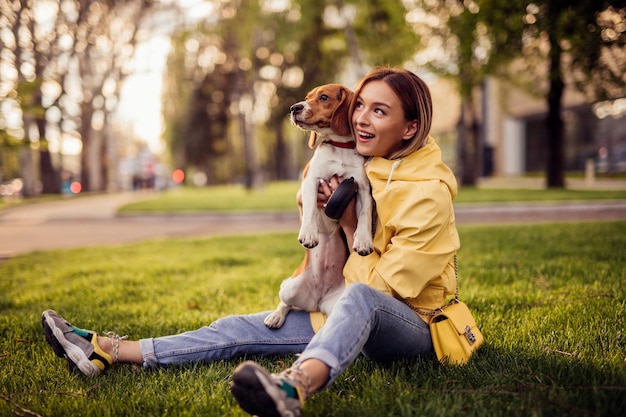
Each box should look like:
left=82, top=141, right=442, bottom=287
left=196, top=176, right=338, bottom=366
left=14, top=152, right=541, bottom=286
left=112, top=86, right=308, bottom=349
left=325, top=140, right=356, bottom=149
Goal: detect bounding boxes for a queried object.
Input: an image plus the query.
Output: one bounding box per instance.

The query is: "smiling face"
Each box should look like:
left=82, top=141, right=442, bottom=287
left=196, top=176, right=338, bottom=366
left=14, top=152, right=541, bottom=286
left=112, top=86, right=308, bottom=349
left=351, top=80, right=418, bottom=159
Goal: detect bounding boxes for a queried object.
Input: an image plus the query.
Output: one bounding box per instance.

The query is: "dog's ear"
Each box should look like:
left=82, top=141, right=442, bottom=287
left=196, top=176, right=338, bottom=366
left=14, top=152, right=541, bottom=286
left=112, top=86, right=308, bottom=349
left=308, top=132, right=318, bottom=149
left=330, top=87, right=354, bottom=137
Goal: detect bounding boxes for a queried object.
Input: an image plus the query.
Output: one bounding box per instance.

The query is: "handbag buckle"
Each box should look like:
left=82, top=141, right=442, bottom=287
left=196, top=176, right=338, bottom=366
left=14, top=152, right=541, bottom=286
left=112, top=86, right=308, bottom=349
left=464, top=325, right=476, bottom=345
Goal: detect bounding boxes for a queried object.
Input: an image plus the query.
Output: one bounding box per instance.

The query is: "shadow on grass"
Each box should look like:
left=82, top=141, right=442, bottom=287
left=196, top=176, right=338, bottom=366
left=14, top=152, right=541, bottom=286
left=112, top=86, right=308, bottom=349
left=311, top=346, right=625, bottom=417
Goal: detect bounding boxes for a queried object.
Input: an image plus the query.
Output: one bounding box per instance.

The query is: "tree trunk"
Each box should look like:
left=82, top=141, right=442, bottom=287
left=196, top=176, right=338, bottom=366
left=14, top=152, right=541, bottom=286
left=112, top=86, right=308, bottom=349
left=273, top=122, right=290, bottom=180
left=88, top=130, right=104, bottom=191
left=39, top=150, right=60, bottom=194
left=239, top=99, right=262, bottom=189
left=19, top=146, right=37, bottom=197
left=545, top=14, right=565, bottom=188
left=100, top=120, right=108, bottom=192
left=80, top=102, right=94, bottom=191
left=458, top=98, right=480, bottom=186
left=78, top=103, right=107, bottom=192
left=37, top=117, right=60, bottom=194
left=104, top=121, right=118, bottom=191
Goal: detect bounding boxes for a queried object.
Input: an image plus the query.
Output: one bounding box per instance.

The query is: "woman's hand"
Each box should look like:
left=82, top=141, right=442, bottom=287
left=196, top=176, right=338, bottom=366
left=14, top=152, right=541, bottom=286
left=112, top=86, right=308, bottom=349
left=317, top=177, right=333, bottom=208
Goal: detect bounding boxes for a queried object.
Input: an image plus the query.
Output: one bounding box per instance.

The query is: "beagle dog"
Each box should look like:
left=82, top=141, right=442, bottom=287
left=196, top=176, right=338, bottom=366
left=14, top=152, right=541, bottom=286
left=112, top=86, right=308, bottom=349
left=264, top=84, right=374, bottom=328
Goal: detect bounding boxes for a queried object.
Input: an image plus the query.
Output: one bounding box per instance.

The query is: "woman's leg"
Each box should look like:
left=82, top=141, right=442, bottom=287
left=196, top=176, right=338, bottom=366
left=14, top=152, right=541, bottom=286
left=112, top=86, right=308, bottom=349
left=230, top=283, right=432, bottom=416
left=93, top=311, right=316, bottom=367
left=43, top=308, right=315, bottom=375
left=139, top=310, right=314, bottom=368
left=294, top=282, right=433, bottom=389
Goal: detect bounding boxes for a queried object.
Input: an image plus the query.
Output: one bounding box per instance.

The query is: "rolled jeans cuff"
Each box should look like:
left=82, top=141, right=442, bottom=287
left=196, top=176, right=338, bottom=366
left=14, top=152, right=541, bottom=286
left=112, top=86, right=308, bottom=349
left=294, top=348, right=340, bottom=391
left=139, top=338, right=158, bottom=368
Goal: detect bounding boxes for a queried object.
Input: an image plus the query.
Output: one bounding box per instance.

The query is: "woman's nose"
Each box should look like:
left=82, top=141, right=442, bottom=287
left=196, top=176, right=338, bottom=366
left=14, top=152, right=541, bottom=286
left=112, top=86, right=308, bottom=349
left=354, top=111, right=368, bottom=126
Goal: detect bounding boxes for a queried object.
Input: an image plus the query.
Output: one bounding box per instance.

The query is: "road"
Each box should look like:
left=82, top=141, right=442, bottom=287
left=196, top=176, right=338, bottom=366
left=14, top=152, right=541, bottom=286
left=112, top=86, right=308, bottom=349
left=1, top=192, right=625, bottom=259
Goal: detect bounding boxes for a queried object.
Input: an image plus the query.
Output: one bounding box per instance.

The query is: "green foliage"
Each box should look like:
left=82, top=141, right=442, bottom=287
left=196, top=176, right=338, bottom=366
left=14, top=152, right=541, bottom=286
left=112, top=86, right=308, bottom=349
left=0, top=129, right=23, bottom=148
left=415, top=0, right=625, bottom=187
left=350, top=0, right=420, bottom=67
left=163, top=0, right=426, bottom=183
left=0, top=131, right=24, bottom=183
left=526, top=0, right=626, bottom=100
left=15, top=79, right=46, bottom=118
left=422, top=0, right=626, bottom=98
left=0, top=221, right=624, bottom=416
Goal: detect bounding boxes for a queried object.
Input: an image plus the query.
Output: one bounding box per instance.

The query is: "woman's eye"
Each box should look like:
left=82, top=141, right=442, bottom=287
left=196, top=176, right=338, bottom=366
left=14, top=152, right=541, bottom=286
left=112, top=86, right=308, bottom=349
left=375, top=108, right=384, bottom=115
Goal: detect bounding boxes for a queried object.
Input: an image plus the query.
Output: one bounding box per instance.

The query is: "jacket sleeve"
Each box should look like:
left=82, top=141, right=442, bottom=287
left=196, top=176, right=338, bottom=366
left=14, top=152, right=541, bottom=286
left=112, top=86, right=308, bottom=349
left=343, top=180, right=458, bottom=299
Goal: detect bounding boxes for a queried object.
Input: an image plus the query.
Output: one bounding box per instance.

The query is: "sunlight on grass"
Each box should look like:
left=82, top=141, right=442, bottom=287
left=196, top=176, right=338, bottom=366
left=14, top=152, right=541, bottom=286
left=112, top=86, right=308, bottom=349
left=1, top=222, right=625, bottom=416
left=115, top=182, right=626, bottom=214
left=118, top=182, right=302, bottom=213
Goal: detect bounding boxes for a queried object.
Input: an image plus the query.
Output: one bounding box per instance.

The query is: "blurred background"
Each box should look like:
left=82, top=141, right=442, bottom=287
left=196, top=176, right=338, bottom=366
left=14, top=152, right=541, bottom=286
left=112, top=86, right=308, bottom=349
left=1, top=0, right=625, bottom=198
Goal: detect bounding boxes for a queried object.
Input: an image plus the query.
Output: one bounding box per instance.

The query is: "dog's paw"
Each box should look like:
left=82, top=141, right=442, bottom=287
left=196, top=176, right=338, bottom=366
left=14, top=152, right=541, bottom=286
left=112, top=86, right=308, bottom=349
left=299, top=238, right=320, bottom=249
left=298, top=230, right=320, bottom=249
left=264, top=311, right=286, bottom=329
left=353, top=237, right=374, bottom=256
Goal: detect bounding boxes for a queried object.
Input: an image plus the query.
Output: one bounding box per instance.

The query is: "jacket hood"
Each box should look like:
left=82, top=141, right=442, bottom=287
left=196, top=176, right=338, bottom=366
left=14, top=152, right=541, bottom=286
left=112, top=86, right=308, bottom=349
left=366, top=136, right=458, bottom=199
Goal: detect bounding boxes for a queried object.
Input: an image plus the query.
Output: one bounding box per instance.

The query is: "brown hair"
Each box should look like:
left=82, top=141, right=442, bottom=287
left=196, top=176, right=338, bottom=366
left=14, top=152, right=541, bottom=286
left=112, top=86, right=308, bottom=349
left=349, top=67, right=433, bottom=160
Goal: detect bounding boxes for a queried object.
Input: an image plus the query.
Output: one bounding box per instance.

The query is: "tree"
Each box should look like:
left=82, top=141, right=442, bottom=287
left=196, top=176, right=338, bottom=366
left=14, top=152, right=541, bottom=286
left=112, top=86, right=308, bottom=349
left=2, top=0, right=40, bottom=196
left=407, top=0, right=626, bottom=187
left=162, top=0, right=421, bottom=186
left=406, top=0, right=527, bottom=186
left=0, top=0, right=160, bottom=196
left=521, top=0, right=626, bottom=187
left=266, top=0, right=420, bottom=180
left=72, top=0, right=159, bottom=192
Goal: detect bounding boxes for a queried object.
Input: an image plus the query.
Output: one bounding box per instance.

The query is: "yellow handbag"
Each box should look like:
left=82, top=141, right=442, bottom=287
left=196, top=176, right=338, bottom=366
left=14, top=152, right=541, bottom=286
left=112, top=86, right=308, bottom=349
left=429, top=299, right=483, bottom=365
left=407, top=256, right=484, bottom=365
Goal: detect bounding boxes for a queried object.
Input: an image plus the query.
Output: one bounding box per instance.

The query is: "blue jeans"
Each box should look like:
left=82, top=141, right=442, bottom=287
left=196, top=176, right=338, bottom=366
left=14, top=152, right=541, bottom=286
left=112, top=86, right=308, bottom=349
left=139, top=283, right=433, bottom=389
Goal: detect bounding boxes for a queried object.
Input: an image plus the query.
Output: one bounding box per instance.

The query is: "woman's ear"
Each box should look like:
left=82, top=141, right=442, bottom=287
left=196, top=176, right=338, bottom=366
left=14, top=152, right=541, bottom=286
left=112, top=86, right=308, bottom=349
left=402, top=120, right=418, bottom=140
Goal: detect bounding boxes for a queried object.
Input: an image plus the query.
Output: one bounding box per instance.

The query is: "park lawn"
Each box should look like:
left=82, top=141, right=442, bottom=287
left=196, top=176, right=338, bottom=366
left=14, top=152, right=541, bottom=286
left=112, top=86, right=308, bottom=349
left=0, top=221, right=625, bottom=416
left=116, top=182, right=626, bottom=213
left=1, top=181, right=625, bottom=215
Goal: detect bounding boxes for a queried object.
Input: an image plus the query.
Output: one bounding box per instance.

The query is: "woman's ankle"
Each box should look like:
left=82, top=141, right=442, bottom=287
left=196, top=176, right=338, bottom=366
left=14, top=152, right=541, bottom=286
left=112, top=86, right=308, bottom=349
left=296, top=359, right=331, bottom=395
left=97, top=335, right=113, bottom=357
left=96, top=332, right=129, bottom=363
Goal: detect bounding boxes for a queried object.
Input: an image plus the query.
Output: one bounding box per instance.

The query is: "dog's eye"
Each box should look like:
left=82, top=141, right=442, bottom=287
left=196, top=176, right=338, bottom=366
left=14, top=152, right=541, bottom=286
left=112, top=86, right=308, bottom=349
left=319, top=94, right=329, bottom=102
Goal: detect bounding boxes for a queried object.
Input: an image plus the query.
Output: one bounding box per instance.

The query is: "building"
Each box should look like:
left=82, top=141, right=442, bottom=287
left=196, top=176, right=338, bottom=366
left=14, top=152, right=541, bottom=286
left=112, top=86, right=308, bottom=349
left=429, top=76, right=626, bottom=179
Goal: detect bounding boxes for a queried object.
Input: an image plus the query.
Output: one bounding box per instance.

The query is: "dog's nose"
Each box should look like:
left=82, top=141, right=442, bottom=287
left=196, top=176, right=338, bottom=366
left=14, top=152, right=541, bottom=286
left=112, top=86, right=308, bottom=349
left=290, top=103, right=303, bottom=115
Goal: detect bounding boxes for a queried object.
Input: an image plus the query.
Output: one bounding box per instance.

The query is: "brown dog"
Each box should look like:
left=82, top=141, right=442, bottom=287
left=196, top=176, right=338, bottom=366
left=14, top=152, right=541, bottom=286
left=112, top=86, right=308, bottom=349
left=264, top=84, right=374, bottom=328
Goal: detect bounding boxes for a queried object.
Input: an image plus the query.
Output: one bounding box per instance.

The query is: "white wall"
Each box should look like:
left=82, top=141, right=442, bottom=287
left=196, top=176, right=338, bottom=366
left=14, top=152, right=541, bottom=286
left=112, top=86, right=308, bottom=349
left=502, top=118, right=525, bottom=175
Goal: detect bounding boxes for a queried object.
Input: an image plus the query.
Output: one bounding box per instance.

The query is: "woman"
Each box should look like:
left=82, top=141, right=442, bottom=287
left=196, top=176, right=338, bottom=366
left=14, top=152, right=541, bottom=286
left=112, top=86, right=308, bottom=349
left=42, top=67, right=460, bottom=417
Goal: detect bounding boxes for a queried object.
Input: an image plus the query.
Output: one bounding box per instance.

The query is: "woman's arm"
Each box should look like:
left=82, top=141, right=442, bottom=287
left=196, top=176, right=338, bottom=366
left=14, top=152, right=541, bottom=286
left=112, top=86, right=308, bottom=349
left=343, top=180, right=459, bottom=299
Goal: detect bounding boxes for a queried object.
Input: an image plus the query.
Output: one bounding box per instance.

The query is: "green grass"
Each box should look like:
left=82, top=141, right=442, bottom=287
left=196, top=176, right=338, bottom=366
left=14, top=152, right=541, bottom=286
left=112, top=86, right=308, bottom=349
left=455, top=187, right=626, bottom=204
left=1, top=221, right=625, bottom=416
left=118, top=182, right=302, bottom=214
left=117, top=182, right=626, bottom=214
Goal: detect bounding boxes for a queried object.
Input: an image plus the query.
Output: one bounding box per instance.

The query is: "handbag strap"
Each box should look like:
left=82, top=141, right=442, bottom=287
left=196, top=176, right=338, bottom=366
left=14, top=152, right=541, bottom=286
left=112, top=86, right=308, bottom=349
left=404, top=254, right=459, bottom=317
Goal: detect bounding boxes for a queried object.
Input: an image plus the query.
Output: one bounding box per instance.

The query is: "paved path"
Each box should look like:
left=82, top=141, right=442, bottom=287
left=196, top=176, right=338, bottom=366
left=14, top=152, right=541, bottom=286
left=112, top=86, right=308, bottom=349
left=1, top=192, right=625, bottom=258
left=0, top=193, right=299, bottom=258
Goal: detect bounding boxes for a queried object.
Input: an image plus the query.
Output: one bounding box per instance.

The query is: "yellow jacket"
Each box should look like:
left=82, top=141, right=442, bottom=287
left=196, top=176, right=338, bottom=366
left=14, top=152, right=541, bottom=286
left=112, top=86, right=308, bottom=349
left=310, top=137, right=460, bottom=330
